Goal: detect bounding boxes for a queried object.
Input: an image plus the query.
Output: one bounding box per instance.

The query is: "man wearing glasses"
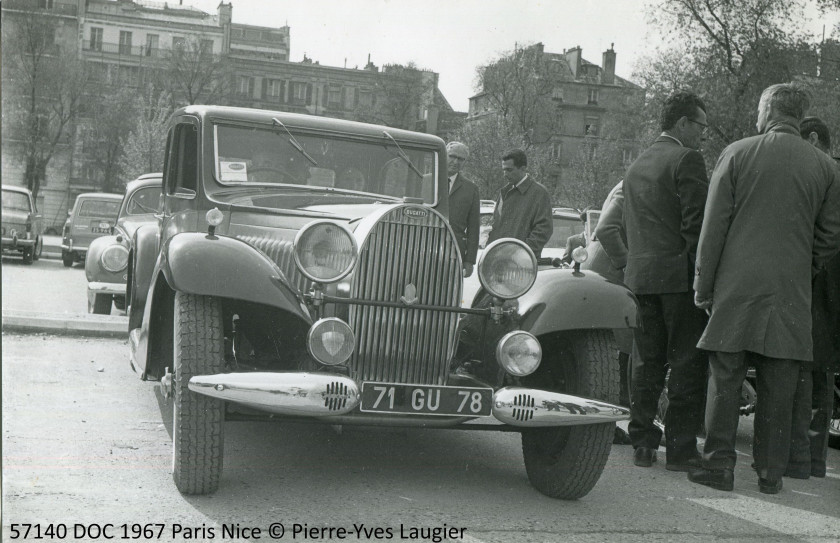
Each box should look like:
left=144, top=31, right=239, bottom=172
left=615, top=91, right=710, bottom=473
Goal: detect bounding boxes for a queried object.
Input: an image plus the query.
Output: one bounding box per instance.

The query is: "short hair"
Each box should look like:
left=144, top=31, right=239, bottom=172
left=799, top=116, right=831, bottom=149
left=446, top=141, right=469, bottom=159
left=502, top=149, right=527, bottom=168
left=660, top=91, right=707, bottom=131
left=760, top=83, right=811, bottom=121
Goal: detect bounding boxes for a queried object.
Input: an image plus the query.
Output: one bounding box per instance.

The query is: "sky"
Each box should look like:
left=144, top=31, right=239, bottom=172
left=188, top=0, right=838, bottom=112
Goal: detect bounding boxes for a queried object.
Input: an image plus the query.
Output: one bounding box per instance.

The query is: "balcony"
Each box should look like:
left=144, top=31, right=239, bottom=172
left=82, top=42, right=219, bottom=62
left=3, top=0, right=77, bottom=16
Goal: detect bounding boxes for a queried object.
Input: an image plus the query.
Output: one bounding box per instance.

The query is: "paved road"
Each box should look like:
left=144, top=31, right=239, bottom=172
left=2, top=333, right=839, bottom=543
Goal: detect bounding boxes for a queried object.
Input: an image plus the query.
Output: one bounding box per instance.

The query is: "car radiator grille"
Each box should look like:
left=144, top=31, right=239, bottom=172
left=348, top=207, right=461, bottom=386
left=235, top=235, right=313, bottom=295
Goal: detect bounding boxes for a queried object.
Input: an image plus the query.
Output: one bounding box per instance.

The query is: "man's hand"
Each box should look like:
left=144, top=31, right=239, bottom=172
left=694, top=292, right=712, bottom=314
left=463, top=263, right=474, bottom=278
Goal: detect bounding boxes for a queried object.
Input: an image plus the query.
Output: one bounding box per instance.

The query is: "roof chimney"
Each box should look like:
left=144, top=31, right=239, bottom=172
left=565, top=46, right=582, bottom=78
left=602, top=43, right=616, bottom=85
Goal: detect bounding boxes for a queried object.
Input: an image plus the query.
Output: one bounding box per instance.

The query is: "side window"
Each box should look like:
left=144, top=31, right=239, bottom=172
left=164, top=123, right=198, bottom=196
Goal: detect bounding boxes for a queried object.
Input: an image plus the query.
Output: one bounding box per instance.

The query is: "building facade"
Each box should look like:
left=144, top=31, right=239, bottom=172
left=2, top=0, right=457, bottom=232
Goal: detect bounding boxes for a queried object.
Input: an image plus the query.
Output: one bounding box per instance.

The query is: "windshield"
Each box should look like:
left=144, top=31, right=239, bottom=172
left=546, top=216, right=585, bottom=248
left=78, top=199, right=120, bottom=218
left=2, top=190, right=31, bottom=213
left=126, top=186, right=162, bottom=215
left=213, top=124, right=437, bottom=206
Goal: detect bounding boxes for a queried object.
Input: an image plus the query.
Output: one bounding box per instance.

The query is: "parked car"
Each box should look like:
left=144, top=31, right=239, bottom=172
left=85, top=174, right=162, bottom=314
left=62, top=192, right=122, bottom=267
left=128, top=105, right=637, bottom=498
left=1, top=184, right=43, bottom=264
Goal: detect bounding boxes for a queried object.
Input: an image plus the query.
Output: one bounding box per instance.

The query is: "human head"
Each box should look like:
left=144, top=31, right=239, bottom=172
left=756, top=83, right=811, bottom=133
left=446, top=141, right=469, bottom=176
left=799, top=116, right=831, bottom=155
left=501, top=149, right=528, bottom=185
left=660, top=91, right=707, bottom=150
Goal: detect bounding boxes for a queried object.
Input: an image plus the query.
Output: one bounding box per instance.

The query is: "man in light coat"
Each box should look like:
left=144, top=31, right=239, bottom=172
left=689, top=84, right=840, bottom=494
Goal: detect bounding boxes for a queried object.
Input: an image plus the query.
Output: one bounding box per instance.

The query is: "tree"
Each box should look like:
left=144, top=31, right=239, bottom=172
left=2, top=8, right=88, bottom=200
left=119, top=87, right=172, bottom=178
left=476, top=43, right=565, bottom=143
left=157, top=36, right=230, bottom=106
left=357, top=63, right=430, bottom=130
left=638, top=0, right=839, bottom=162
left=80, top=87, right=141, bottom=193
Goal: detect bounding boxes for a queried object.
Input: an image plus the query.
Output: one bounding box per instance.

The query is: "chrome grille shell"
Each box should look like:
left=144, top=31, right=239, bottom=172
left=349, top=205, right=462, bottom=386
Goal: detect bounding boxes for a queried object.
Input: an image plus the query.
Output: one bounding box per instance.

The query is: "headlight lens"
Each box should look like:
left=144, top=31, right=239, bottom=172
left=477, top=239, right=537, bottom=299
left=101, top=244, right=129, bottom=272
left=294, top=221, right=357, bottom=283
left=307, top=318, right=355, bottom=366
left=496, top=331, right=542, bottom=376
left=571, top=246, right=588, bottom=264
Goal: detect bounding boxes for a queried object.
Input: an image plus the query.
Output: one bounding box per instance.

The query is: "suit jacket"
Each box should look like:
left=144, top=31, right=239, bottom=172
left=593, top=180, right=627, bottom=273
left=623, top=135, right=709, bottom=295
left=487, top=175, right=553, bottom=257
left=695, top=121, right=840, bottom=360
left=448, top=173, right=480, bottom=264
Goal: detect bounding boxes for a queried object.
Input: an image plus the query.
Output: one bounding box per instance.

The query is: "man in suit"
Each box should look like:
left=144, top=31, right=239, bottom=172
left=689, top=84, right=840, bottom=494
left=487, top=149, right=553, bottom=258
left=621, top=91, right=710, bottom=472
left=787, top=117, right=840, bottom=480
left=446, top=142, right=480, bottom=278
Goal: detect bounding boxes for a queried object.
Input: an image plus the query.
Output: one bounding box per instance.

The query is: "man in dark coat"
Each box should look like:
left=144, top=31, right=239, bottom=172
left=787, top=117, right=840, bottom=479
left=487, top=149, right=553, bottom=258
left=445, top=142, right=480, bottom=278
left=621, top=91, right=710, bottom=472
left=689, top=84, right=840, bottom=494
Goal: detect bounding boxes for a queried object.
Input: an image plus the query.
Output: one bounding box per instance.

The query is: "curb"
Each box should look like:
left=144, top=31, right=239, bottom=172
left=2, top=310, right=128, bottom=338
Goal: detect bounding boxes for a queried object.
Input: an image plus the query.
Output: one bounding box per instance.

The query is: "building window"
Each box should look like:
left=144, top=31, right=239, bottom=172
left=145, top=34, right=159, bottom=56
left=587, top=88, right=599, bottom=105
left=552, top=87, right=564, bottom=102
left=172, top=36, right=186, bottom=50
left=90, top=27, right=103, bottom=52
left=584, top=116, right=600, bottom=136
left=291, top=82, right=307, bottom=102
left=199, top=39, right=213, bottom=58
left=327, top=86, right=342, bottom=108
left=551, top=142, right=563, bottom=161
left=622, top=148, right=636, bottom=166
left=237, top=76, right=255, bottom=97
left=265, top=78, right=285, bottom=101
left=39, top=0, right=55, bottom=8
left=343, top=87, right=356, bottom=110
left=119, top=31, right=133, bottom=55
left=359, top=91, right=373, bottom=108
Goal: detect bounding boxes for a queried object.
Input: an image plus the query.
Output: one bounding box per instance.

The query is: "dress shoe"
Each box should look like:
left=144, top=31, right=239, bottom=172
left=613, top=427, right=632, bottom=445
left=633, top=447, right=657, bottom=467
left=783, top=465, right=811, bottom=480
left=666, top=454, right=702, bottom=472
left=687, top=467, right=734, bottom=491
left=759, top=477, right=783, bottom=494
left=811, top=465, right=826, bottom=478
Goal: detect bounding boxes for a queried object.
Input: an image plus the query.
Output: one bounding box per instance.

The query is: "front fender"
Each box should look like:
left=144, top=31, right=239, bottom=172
left=518, top=268, right=639, bottom=336
left=160, top=232, right=310, bottom=322
left=85, top=235, right=124, bottom=284
left=129, top=224, right=160, bottom=329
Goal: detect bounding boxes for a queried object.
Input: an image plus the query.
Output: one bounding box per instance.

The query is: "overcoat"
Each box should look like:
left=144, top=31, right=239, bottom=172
left=694, top=121, right=840, bottom=361
left=622, top=135, right=709, bottom=295
left=811, top=251, right=840, bottom=371
left=448, top=173, right=480, bottom=265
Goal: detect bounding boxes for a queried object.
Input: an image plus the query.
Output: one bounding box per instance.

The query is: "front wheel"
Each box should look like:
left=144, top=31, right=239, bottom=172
left=62, top=250, right=74, bottom=267
left=172, top=292, right=225, bottom=494
left=88, top=293, right=112, bottom=315
left=521, top=329, right=619, bottom=499
left=22, top=246, right=34, bottom=265
left=33, top=237, right=43, bottom=261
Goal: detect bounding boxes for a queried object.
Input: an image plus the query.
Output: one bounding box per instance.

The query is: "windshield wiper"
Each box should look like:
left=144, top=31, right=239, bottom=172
left=272, top=117, right=318, bottom=167
left=382, top=130, right=424, bottom=179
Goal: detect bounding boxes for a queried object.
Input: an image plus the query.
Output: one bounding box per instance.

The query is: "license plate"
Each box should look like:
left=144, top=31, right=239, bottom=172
left=91, top=227, right=110, bottom=233
left=360, top=382, right=493, bottom=417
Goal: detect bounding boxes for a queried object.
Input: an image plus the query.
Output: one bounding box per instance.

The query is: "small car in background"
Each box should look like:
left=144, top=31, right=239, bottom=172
left=62, top=192, right=122, bottom=267
left=541, top=207, right=587, bottom=262
left=85, top=174, right=162, bottom=314
left=1, top=184, right=43, bottom=264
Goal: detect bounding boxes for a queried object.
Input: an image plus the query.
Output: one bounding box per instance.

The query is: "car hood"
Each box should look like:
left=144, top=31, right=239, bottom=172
left=1, top=210, right=31, bottom=223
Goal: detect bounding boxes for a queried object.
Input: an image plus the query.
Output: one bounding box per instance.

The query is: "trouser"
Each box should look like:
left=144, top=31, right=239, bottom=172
left=787, top=368, right=814, bottom=474
left=628, top=292, right=709, bottom=460
left=703, top=351, right=799, bottom=480
left=809, top=371, right=834, bottom=474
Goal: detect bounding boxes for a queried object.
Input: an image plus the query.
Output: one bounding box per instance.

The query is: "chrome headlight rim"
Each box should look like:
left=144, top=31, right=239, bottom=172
left=307, top=317, right=355, bottom=366
left=496, top=330, right=542, bottom=377
left=476, top=238, right=537, bottom=299
left=101, top=244, right=129, bottom=273
left=294, top=220, right=358, bottom=284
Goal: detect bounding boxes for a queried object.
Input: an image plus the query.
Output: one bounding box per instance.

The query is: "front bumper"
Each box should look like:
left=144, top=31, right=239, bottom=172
left=187, top=372, right=629, bottom=427
left=88, top=281, right=126, bottom=297
left=2, top=236, right=35, bottom=250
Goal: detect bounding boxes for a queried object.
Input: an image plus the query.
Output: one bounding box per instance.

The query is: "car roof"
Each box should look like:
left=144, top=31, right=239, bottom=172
left=2, top=184, right=32, bottom=195
left=125, top=173, right=162, bottom=193
left=75, top=193, right=123, bottom=202
left=178, top=105, right=445, bottom=147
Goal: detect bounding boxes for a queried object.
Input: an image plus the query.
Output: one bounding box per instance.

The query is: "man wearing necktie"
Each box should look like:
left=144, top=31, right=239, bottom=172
left=446, top=142, right=480, bottom=277
left=487, top=149, right=553, bottom=258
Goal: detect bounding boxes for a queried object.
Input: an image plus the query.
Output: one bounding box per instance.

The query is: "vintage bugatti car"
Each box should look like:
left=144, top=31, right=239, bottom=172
left=85, top=173, right=162, bottom=314
left=128, top=105, right=637, bottom=499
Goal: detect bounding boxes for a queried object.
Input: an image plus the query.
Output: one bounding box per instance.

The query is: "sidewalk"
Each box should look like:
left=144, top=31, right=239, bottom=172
left=2, top=309, right=128, bottom=338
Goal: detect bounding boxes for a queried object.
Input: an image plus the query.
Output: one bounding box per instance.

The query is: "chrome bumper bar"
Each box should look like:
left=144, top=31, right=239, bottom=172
left=88, top=281, right=126, bottom=296
left=188, top=373, right=629, bottom=427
